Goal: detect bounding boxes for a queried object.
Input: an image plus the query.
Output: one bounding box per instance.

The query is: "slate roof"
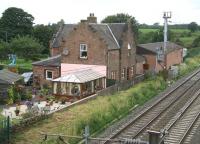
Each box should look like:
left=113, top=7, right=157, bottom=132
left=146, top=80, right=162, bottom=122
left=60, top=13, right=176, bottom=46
left=137, top=42, right=183, bottom=54
left=0, top=69, right=22, bottom=84
left=51, top=23, right=127, bottom=50
left=32, top=55, right=61, bottom=67
left=52, top=24, right=76, bottom=48
left=53, top=69, right=105, bottom=83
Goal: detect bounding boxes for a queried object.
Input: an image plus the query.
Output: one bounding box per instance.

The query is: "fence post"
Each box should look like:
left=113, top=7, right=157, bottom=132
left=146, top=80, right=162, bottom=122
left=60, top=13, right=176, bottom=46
left=83, top=125, right=89, bottom=144
left=7, top=116, right=10, bottom=144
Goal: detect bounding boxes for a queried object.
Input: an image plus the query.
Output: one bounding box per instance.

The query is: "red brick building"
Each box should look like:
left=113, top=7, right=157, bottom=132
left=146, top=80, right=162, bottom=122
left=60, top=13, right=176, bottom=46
left=32, top=55, right=61, bottom=88
left=137, top=42, right=183, bottom=73
left=33, top=14, right=137, bottom=97
left=136, top=55, right=145, bottom=75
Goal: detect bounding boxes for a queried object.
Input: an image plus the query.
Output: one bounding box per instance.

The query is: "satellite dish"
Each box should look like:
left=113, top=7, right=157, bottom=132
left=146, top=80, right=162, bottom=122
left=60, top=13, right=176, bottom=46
left=63, top=48, right=69, bottom=55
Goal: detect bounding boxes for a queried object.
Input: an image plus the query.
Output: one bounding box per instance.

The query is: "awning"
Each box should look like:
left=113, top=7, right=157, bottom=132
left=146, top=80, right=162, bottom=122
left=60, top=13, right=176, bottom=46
left=53, top=69, right=105, bottom=83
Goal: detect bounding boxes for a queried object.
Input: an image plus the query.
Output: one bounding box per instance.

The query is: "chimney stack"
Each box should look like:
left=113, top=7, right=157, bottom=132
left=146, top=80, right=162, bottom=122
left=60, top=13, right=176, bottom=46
left=87, top=13, right=97, bottom=23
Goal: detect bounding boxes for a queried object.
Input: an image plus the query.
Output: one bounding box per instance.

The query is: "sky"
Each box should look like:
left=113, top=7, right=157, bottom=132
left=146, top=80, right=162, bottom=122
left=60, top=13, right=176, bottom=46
left=0, top=0, right=200, bottom=25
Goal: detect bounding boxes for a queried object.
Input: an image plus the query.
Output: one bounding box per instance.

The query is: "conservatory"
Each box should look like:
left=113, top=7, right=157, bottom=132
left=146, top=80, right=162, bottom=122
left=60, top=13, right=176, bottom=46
left=52, top=69, right=106, bottom=100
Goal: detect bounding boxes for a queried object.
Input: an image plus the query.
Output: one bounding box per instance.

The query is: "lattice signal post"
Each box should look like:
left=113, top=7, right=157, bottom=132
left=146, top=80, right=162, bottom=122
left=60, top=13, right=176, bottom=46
left=163, top=12, right=171, bottom=54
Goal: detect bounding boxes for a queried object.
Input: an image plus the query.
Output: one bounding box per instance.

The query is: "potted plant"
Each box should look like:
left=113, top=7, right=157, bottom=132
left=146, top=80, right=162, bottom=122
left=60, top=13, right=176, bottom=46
left=61, top=98, right=67, bottom=104
left=15, top=105, right=20, bottom=116
left=15, top=109, right=20, bottom=116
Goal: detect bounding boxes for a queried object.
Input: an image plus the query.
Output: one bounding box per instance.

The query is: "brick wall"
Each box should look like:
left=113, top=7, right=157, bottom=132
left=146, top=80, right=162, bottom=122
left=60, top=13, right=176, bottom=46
left=107, top=50, right=120, bottom=80
left=143, top=54, right=157, bottom=72
left=60, top=22, right=136, bottom=81
left=50, top=47, right=61, bottom=57
left=61, top=23, right=107, bottom=65
left=166, top=49, right=183, bottom=68
left=119, top=23, right=136, bottom=81
left=136, top=62, right=144, bottom=75
left=33, top=65, right=60, bottom=88
left=144, top=49, right=183, bottom=73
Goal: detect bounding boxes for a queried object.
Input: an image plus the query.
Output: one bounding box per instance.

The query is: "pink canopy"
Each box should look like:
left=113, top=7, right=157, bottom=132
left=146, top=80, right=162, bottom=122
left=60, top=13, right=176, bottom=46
left=61, top=63, right=106, bottom=77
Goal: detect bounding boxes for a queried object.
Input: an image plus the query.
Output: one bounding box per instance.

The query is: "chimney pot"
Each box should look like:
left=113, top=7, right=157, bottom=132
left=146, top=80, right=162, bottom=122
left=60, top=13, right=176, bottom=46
left=87, top=13, right=97, bottom=23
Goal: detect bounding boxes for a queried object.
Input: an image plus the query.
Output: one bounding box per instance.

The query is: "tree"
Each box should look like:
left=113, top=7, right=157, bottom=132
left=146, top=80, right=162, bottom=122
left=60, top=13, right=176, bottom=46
left=33, top=25, right=54, bottom=54
left=152, top=28, right=175, bottom=43
left=10, top=35, right=44, bottom=60
left=0, top=7, right=34, bottom=41
left=192, top=36, right=200, bottom=47
left=33, top=20, right=64, bottom=54
left=188, top=22, right=198, bottom=32
left=101, top=13, right=139, bottom=40
left=0, top=41, right=11, bottom=60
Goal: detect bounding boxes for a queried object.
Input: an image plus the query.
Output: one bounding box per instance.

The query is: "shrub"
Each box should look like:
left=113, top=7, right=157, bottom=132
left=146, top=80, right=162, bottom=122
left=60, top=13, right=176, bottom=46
left=192, top=36, right=200, bottom=47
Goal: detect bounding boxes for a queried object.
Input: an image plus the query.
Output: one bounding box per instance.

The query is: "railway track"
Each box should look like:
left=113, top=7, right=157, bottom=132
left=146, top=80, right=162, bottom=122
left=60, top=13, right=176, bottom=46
left=164, top=89, right=200, bottom=144
left=95, top=69, right=200, bottom=144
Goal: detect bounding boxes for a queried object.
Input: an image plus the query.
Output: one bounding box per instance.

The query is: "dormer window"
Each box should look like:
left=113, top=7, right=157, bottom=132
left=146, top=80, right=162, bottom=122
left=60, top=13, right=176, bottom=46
left=80, top=44, right=87, bottom=59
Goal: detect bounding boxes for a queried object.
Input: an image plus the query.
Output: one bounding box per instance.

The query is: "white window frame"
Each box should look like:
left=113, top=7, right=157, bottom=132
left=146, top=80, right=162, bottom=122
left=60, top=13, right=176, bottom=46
left=46, top=70, right=53, bottom=80
left=111, top=71, right=116, bottom=80
left=80, top=44, right=88, bottom=59
left=128, top=43, right=131, bottom=49
left=121, top=68, right=125, bottom=79
left=131, top=66, right=134, bottom=77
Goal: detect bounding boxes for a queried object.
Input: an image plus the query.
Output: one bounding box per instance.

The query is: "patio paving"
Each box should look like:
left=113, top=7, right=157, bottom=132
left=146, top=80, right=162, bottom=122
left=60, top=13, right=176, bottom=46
left=1, top=101, right=71, bottom=119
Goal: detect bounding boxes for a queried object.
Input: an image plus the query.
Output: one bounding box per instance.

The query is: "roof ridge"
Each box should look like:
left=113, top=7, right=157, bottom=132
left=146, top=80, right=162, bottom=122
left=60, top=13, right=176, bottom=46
left=106, top=24, right=120, bottom=48
left=32, top=55, right=61, bottom=65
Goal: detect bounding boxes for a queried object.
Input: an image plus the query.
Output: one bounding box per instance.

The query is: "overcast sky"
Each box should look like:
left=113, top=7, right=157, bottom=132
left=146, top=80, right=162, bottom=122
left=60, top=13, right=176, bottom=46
left=0, top=0, right=200, bottom=25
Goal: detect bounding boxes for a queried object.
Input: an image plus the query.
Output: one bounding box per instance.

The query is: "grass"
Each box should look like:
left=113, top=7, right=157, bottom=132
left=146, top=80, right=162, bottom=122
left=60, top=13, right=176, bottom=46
left=12, top=77, right=167, bottom=144
left=179, top=37, right=195, bottom=48
left=139, top=28, right=200, bottom=48
left=0, top=58, right=32, bottom=70
left=139, top=28, right=158, bottom=34
left=179, top=56, right=200, bottom=77
left=186, top=47, right=200, bottom=58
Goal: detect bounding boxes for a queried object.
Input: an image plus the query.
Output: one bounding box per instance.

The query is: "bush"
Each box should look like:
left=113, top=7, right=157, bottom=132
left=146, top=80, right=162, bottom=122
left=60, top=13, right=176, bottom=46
left=192, top=36, right=200, bottom=47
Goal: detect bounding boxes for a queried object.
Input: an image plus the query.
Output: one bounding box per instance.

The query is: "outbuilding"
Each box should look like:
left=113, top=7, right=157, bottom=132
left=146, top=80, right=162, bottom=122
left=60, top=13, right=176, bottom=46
left=0, top=69, right=23, bottom=97
left=137, top=42, right=183, bottom=73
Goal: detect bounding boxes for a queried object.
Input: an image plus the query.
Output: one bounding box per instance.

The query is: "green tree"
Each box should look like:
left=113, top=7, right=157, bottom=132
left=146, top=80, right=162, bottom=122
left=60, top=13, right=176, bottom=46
left=152, top=28, right=175, bottom=42
left=192, top=36, right=200, bottom=47
left=188, top=22, right=198, bottom=32
left=0, top=7, right=34, bottom=41
left=33, top=24, right=54, bottom=54
left=0, top=41, right=11, bottom=60
left=101, top=13, right=139, bottom=40
left=10, top=35, right=44, bottom=60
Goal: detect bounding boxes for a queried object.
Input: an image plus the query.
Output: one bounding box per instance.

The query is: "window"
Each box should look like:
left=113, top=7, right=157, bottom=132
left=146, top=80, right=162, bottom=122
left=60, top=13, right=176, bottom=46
left=121, top=68, right=126, bottom=79
left=130, top=66, right=134, bottom=77
left=128, top=43, right=131, bottom=56
left=111, top=71, right=117, bottom=80
left=80, top=44, right=87, bottom=58
left=128, top=43, right=131, bottom=49
left=46, top=70, right=53, bottom=80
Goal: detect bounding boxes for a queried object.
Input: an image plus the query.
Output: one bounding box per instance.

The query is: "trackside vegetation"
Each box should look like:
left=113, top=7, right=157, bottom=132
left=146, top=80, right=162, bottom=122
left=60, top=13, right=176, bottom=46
left=12, top=76, right=167, bottom=144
